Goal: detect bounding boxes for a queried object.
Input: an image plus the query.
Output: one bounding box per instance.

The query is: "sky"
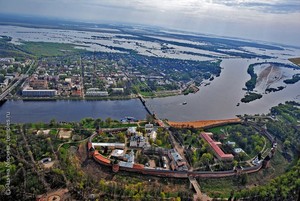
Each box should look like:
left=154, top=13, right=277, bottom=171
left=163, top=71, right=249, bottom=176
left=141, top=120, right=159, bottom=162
left=0, top=0, right=300, bottom=46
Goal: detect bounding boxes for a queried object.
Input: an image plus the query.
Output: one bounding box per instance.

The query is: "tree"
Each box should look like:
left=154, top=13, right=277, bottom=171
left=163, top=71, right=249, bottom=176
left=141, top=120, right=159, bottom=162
left=146, top=114, right=154, bottom=123
left=233, top=160, right=238, bottom=167
left=238, top=152, right=247, bottom=161
left=200, top=153, right=213, bottom=165
left=240, top=174, right=248, bottom=185
left=105, top=117, right=112, bottom=127
left=49, top=118, right=57, bottom=127
left=156, top=139, right=162, bottom=146
left=283, top=139, right=291, bottom=149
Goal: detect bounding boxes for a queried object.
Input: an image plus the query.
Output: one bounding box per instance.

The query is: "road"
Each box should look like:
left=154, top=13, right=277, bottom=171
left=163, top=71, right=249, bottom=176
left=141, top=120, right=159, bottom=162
left=0, top=60, right=35, bottom=101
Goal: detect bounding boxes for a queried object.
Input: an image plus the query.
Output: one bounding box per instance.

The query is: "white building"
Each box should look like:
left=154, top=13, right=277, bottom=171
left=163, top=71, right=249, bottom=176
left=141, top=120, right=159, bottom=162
left=86, top=91, right=108, bottom=96
left=234, top=148, right=244, bottom=154
left=86, top=88, right=109, bottom=96
left=130, top=133, right=149, bottom=148
left=127, top=127, right=137, bottom=135
left=145, top=123, right=154, bottom=133
left=22, top=89, right=57, bottom=97
left=148, top=131, right=157, bottom=141
left=112, top=88, right=124, bottom=93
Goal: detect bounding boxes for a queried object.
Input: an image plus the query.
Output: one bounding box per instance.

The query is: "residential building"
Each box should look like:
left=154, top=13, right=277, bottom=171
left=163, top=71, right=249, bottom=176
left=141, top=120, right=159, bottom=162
left=29, top=79, right=48, bottom=89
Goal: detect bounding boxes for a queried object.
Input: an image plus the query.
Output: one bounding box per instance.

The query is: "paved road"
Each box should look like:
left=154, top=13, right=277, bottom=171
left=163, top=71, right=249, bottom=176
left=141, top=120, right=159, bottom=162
left=0, top=60, right=35, bottom=101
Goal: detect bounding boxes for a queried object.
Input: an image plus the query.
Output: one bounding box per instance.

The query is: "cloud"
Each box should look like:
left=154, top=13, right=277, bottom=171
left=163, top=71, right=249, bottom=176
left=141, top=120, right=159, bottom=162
left=0, top=0, right=299, bottom=45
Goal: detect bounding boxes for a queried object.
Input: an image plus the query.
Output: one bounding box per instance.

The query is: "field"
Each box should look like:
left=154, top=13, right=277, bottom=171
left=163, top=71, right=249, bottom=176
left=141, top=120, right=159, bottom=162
left=288, top=57, right=300, bottom=66
left=167, top=118, right=241, bottom=128
left=19, top=42, right=86, bottom=57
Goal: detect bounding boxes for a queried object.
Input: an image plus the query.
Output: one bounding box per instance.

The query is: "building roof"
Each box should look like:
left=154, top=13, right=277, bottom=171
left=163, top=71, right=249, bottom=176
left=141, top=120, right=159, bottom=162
left=119, top=161, right=133, bottom=168
left=133, top=163, right=144, bottom=169
left=170, top=149, right=183, bottom=162
left=201, top=132, right=234, bottom=159
left=127, top=127, right=137, bottom=133
left=93, top=150, right=111, bottom=164
left=92, top=143, right=125, bottom=148
left=22, top=89, right=57, bottom=92
left=234, top=148, right=244, bottom=154
left=111, top=149, right=124, bottom=157
left=145, top=123, right=154, bottom=128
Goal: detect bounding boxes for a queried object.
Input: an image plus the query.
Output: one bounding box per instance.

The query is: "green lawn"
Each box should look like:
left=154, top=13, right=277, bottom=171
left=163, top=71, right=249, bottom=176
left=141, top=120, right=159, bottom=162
left=206, top=125, right=229, bottom=134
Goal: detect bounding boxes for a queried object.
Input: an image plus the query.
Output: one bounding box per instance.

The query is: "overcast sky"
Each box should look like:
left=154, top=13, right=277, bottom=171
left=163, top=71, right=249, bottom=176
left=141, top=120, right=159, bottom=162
left=0, top=0, right=300, bottom=46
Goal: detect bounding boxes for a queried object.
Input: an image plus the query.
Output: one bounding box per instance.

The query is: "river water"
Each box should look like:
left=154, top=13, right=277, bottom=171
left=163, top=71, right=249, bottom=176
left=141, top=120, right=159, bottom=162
left=0, top=99, right=147, bottom=123
left=147, top=58, right=300, bottom=121
left=1, top=58, right=300, bottom=123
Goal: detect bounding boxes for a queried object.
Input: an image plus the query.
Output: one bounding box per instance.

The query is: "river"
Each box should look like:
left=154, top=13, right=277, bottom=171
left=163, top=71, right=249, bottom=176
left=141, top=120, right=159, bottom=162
left=1, top=58, right=300, bottom=123
left=0, top=99, right=147, bottom=123
left=147, top=58, right=300, bottom=121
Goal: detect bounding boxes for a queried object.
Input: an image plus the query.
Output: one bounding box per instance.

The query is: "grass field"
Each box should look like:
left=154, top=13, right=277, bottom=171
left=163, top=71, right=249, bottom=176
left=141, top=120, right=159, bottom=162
left=206, top=125, right=229, bottom=134
left=20, top=42, right=87, bottom=57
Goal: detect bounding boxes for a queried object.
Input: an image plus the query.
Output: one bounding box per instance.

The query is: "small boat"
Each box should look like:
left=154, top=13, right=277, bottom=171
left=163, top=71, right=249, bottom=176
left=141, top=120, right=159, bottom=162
left=182, top=102, right=187, bottom=105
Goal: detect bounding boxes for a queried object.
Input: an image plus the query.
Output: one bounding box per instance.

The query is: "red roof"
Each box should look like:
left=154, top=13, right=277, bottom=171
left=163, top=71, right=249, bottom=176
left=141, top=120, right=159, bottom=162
left=133, top=163, right=144, bottom=169
left=93, top=150, right=111, bottom=164
left=156, top=120, right=164, bottom=127
left=87, top=142, right=93, bottom=150
left=201, top=132, right=233, bottom=160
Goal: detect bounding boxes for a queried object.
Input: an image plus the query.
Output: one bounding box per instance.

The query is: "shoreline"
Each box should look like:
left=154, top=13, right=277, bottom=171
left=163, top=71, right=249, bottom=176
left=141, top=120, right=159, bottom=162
left=6, top=90, right=183, bottom=101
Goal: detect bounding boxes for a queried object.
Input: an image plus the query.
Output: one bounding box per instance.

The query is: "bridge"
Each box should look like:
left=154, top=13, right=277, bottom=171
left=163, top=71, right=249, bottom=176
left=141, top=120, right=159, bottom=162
left=137, top=93, right=154, bottom=116
left=0, top=75, right=27, bottom=101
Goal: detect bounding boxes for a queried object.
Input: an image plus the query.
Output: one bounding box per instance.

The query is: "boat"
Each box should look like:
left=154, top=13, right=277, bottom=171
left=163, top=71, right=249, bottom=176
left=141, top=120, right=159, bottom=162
left=182, top=102, right=187, bottom=105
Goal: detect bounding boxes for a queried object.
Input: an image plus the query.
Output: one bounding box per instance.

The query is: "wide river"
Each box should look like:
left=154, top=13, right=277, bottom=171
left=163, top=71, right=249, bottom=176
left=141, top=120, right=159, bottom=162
left=1, top=58, right=300, bottom=123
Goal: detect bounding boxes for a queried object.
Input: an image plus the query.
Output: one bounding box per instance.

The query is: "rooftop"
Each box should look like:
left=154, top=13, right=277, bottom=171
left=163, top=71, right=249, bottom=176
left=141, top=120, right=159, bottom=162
left=201, top=132, right=234, bottom=160
left=170, top=149, right=183, bottom=162
left=92, top=143, right=125, bottom=148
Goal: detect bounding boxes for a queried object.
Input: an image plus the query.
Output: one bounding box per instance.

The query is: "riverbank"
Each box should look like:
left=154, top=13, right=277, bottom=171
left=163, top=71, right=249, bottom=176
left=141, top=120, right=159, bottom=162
left=6, top=90, right=183, bottom=101
left=167, top=118, right=241, bottom=128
